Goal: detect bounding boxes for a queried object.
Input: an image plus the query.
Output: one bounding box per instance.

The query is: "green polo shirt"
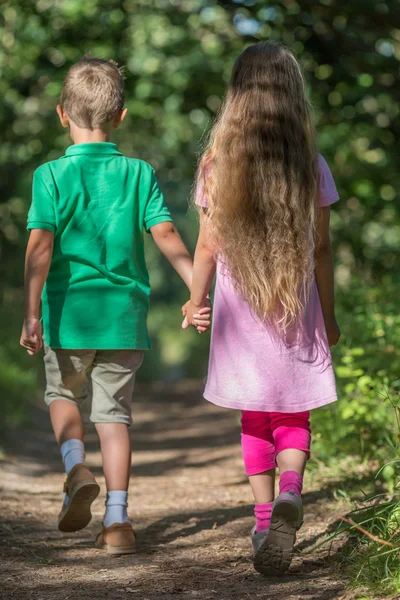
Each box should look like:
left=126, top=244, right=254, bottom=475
left=27, top=142, right=173, bottom=349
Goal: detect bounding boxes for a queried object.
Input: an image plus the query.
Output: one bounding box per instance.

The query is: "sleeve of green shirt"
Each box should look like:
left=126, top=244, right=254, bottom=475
left=27, top=165, right=57, bottom=233
left=144, top=169, right=173, bottom=233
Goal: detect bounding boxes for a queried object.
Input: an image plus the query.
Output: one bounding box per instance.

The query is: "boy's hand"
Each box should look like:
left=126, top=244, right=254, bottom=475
left=182, top=300, right=212, bottom=333
left=20, top=317, right=43, bottom=355
left=325, top=316, right=341, bottom=346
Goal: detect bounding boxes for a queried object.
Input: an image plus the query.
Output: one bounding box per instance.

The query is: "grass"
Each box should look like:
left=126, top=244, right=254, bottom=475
left=316, top=390, right=400, bottom=598
left=341, top=496, right=400, bottom=597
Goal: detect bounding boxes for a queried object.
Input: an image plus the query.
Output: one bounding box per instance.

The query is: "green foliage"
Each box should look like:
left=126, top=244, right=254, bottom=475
left=0, top=4, right=399, bottom=595
left=0, top=0, right=399, bottom=445
left=311, top=278, right=400, bottom=462
left=343, top=499, right=400, bottom=597
left=310, top=389, right=400, bottom=597
left=0, top=296, right=41, bottom=429
left=333, top=398, right=400, bottom=597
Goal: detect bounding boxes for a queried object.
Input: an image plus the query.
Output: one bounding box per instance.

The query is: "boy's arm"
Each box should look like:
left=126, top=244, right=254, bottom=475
left=20, top=229, right=54, bottom=355
left=314, top=206, right=340, bottom=346
left=150, top=221, right=193, bottom=290
left=182, top=214, right=217, bottom=330
left=150, top=221, right=211, bottom=332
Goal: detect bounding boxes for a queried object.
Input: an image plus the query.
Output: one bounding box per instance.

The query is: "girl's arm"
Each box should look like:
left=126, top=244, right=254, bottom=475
left=182, top=213, right=217, bottom=330
left=20, top=229, right=54, bottom=355
left=314, top=206, right=341, bottom=346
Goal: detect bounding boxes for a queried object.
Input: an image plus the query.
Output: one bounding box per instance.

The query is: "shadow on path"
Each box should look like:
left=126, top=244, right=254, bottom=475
left=2, top=382, right=240, bottom=478
left=0, top=381, right=355, bottom=600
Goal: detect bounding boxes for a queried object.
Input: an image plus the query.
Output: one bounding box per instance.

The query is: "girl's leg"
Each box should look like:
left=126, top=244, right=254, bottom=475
left=241, top=411, right=275, bottom=531
left=271, top=411, right=311, bottom=496
left=252, top=413, right=311, bottom=576
left=249, top=471, right=276, bottom=504
left=241, top=410, right=276, bottom=501
left=95, top=422, right=131, bottom=526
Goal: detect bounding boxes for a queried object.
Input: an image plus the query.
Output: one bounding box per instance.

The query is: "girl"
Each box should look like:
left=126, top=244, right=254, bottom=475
left=183, top=42, right=341, bottom=576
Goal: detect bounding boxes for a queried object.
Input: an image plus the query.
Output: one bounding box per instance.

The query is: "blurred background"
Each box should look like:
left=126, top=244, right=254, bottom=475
left=0, top=0, right=399, bottom=463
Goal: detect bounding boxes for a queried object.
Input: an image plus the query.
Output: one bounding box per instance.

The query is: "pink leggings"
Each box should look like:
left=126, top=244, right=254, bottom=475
left=241, top=411, right=311, bottom=476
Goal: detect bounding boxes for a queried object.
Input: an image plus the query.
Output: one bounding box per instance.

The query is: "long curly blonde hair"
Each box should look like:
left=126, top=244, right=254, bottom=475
left=197, top=42, right=318, bottom=329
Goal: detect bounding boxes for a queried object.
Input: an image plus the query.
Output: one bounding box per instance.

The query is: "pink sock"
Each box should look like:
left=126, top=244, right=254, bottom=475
left=254, top=501, right=273, bottom=532
left=279, top=471, right=303, bottom=497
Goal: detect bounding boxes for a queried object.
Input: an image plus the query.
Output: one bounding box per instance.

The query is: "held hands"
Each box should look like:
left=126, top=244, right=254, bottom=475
left=20, top=317, right=43, bottom=355
left=182, top=298, right=212, bottom=334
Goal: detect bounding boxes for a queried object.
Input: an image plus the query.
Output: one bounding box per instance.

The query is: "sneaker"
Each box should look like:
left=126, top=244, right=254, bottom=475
left=253, top=491, right=303, bottom=577
left=251, top=525, right=269, bottom=553
left=58, top=464, right=100, bottom=533
left=95, top=522, right=136, bottom=555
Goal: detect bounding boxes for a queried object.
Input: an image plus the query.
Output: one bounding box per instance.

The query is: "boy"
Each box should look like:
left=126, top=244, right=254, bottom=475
left=20, top=58, right=210, bottom=554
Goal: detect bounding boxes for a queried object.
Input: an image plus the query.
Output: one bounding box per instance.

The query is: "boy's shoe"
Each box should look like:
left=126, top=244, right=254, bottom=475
left=95, top=523, right=136, bottom=555
left=253, top=491, right=303, bottom=577
left=58, top=464, right=100, bottom=533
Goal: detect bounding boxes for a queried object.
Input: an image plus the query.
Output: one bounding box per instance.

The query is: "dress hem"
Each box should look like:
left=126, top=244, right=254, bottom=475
left=203, top=388, right=338, bottom=413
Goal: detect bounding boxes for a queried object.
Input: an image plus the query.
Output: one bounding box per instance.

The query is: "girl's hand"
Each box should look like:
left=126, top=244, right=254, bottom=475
left=182, top=299, right=212, bottom=333
left=325, top=317, right=341, bottom=346
left=20, top=317, right=43, bottom=355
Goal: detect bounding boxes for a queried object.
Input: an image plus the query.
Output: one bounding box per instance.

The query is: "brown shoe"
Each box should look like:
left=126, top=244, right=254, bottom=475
left=58, top=464, right=100, bottom=533
left=95, top=523, right=136, bottom=555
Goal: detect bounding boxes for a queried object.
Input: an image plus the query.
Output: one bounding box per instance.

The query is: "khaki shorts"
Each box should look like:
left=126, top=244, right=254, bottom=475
left=43, top=346, right=144, bottom=425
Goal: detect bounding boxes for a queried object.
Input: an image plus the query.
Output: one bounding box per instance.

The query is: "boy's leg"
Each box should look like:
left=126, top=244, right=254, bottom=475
left=44, top=346, right=100, bottom=531
left=90, top=350, right=143, bottom=554
left=50, top=401, right=85, bottom=474
left=241, top=411, right=275, bottom=533
left=50, top=400, right=84, bottom=446
left=96, top=423, right=131, bottom=525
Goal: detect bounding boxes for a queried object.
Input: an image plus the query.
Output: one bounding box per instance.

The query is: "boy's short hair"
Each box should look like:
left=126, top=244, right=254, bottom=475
left=60, top=57, right=125, bottom=129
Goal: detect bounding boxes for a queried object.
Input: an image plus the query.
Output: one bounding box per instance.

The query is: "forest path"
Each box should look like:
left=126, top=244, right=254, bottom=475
left=1, top=382, right=356, bottom=600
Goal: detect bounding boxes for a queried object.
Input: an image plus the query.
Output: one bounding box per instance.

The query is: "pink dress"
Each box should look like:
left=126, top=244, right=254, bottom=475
left=196, top=155, right=339, bottom=413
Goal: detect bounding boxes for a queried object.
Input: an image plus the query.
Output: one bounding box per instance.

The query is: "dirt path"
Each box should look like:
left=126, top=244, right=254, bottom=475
left=1, top=382, right=356, bottom=600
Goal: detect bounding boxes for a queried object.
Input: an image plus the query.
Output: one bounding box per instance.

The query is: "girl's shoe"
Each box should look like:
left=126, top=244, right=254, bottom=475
left=95, top=522, right=136, bottom=555
left=58, top=464, right=100, bottom=532
left=251, top=525, right=269, bottom=553
left=253, top=491, right=303, bottom=577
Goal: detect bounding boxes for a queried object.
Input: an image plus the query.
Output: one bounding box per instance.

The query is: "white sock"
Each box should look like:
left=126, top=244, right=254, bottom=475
left=60, top=438, right=85, bottom=474
left=103, top=491, right=129, bottom=527
left=60, top=439, right=85, bottom=504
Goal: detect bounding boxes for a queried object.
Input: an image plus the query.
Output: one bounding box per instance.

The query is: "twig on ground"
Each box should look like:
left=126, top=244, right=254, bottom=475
left=340, top=516, right=398, bottom=548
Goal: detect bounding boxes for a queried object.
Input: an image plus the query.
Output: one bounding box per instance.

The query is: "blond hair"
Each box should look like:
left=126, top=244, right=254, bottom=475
left=197, top=42, right=318, bottom=329
left=60, top=58, right=124, bottom=129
